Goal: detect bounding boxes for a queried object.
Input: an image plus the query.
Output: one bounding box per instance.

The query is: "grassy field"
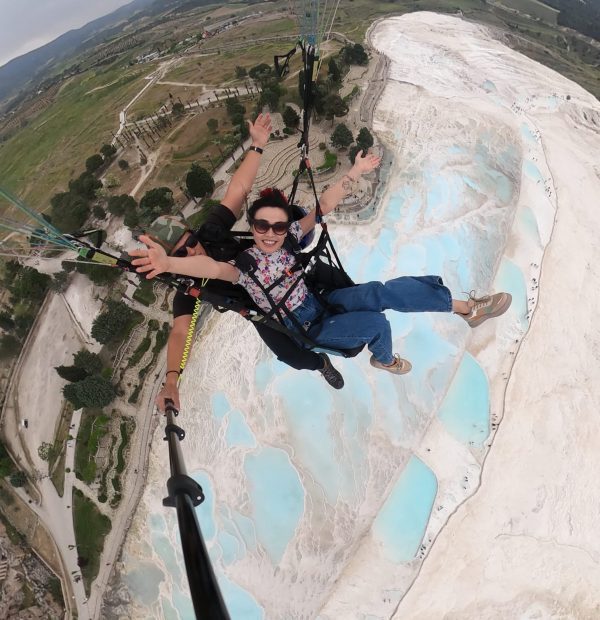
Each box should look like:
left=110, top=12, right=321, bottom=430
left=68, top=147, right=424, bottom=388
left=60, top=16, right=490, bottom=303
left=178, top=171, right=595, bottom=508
left=48, top=402, right=75, bottom=497
left=142, top=102, right=251, bottom=195
left=74, top=409, right=110, bottom=484
left=0, top=62, right=148, bottom=213
left=166, top=40, right=290, bottom=86
left=127, top=81, right=209, bottom=119
left=72, top=487, right=111, bottom=594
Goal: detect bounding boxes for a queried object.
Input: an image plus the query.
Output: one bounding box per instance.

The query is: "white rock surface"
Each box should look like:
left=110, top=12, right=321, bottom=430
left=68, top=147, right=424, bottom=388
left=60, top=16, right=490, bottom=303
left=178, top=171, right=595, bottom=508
left=370, top=13, right=600, bottom=619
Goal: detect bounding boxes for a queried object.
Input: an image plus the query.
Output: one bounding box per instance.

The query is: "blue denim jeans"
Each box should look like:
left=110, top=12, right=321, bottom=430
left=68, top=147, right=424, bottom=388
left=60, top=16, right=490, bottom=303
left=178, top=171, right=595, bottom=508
left=284, top=276, right=452, bottom=364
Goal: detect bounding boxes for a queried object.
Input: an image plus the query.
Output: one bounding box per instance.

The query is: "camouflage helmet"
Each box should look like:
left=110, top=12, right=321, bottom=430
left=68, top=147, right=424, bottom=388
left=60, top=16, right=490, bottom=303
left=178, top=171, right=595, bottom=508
left=147, top=215, right=190, bottom=254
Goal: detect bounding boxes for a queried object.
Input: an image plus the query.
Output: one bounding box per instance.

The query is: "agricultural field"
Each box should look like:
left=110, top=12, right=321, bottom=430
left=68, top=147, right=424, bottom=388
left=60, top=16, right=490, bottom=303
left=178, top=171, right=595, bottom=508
left=0, top=63, right=149, bottom=214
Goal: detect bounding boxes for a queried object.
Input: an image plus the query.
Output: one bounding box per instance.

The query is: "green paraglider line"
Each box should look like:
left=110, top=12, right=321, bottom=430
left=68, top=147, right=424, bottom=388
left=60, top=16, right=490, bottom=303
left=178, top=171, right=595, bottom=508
left=0, top=185, right=68, bottom=241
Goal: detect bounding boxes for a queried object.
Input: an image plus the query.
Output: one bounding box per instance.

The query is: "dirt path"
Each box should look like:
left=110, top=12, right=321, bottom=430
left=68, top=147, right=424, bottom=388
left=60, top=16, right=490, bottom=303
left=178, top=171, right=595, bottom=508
left=131, top=147, right=161, bottom=198
left=87, top=379, right=163, bottom=620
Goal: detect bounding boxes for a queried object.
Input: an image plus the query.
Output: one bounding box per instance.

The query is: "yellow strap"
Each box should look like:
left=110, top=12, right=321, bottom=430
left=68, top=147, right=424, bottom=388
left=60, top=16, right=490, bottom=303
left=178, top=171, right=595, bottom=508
left=177, top=297, right=203, bottom=385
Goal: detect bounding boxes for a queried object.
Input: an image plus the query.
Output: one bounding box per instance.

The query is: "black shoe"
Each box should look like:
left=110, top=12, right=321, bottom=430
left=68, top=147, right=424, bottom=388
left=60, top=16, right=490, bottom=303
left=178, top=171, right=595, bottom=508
left=318, top=353, right=344, bottom=389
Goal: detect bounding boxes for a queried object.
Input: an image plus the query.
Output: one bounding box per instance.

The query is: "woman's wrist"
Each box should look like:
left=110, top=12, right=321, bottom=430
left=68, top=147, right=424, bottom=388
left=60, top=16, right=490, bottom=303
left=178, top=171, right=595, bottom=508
left=165, top=370, right=180, bottom=382
left=351, top=165, right=365, bottom=179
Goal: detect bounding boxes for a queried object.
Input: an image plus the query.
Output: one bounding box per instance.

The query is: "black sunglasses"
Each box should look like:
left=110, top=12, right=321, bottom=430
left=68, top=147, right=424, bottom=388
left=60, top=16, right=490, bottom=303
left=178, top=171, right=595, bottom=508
left=172, top=232, right=199, bottom=257
left=251, top=219, right=290, bottom=235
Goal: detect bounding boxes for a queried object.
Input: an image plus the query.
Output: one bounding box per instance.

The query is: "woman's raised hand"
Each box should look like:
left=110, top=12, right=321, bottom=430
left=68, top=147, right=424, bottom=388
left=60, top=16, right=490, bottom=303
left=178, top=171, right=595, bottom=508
left=247, top=113, right=272, bottom=148
left=130, top=235, right=171, bottom=279
left=351, top=150, right=382, bottom=176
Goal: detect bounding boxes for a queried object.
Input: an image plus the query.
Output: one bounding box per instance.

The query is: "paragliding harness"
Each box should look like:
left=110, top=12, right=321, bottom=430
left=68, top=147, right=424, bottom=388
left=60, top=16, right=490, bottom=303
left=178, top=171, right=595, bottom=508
left=235, top=39, right=365, bottom=357
left=231, top=220, right=361, bottom=355
left=183, top=211, right=362, bottom=357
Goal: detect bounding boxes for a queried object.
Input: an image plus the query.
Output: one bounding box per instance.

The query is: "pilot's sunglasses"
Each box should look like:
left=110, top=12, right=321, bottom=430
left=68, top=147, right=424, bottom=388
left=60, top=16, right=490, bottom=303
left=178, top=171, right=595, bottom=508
left=251, top=219, right=290, bottom=235
left=172, top=233, right=199, bottom=257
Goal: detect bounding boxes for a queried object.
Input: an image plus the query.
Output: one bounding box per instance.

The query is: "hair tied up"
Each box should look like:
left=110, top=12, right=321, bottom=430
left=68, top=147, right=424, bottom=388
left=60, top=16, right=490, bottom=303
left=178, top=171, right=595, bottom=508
left=259, top=187, right=288, bottom=204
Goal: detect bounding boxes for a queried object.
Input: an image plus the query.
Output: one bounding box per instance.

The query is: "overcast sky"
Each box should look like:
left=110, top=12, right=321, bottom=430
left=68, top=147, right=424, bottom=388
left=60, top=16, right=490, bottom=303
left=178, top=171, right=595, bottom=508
left=0, top=0, right=134, bottom=68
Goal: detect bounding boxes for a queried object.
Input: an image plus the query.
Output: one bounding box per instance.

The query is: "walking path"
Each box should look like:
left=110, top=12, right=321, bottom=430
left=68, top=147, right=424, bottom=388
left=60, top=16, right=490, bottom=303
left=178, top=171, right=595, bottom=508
left=12, top=407, right=87, bottom=618
left=86, top=379, right=163, bottom=620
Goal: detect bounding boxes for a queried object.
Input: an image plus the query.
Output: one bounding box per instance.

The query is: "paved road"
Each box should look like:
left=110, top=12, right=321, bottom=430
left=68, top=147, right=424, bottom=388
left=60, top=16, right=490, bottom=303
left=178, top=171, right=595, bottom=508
left=13, top=408, right=88, bottom=619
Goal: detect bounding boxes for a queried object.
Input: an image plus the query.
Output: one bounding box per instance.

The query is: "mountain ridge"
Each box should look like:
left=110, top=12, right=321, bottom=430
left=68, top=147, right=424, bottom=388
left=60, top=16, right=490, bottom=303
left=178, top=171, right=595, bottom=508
left=0, top=0, right=158, bottom=108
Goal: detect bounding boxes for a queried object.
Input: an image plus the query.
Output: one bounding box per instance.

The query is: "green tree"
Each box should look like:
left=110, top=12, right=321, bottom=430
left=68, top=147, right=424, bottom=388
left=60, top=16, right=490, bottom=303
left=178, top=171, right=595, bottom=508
left=311, top=81, right=327, bottom=117
left=282, top=106, right=300, bottom=128
left=328, top=58, right=341, bottom=83
left=226, top=98, right=245, bottom=117
left=13, top=312, right=35, bottom=339
left=323, top=94, right=348, bottom=122
left=117, top=158, right=129, bottom=171
left=55, top=365, right=89, bottom=383
left=93, top=205, right=106, bottom=220
left=100, top=144, right=117, bottom=160
left=236, top=121, right=250, bottom=140
left=230, top=112, right=244, bottom=127
left=73, top=349, right=103, bottom=375
left=331, top=123, right=354, bottom=149
left=186, top=164, right=214, bottom=199
left=2, top=260, right=21, bottom=287
left=0, top=311, right=15, bottom=331
left=38, top=442, right=53, bottom=461
left=139, top=187, right=174, bottom=222
left=9, top=470, right=27, bottom=487
left=207, top=118, right=218, bottom=134
left=68, top=172, right=102, bottom=200
left=74, top=260, right=122, bottom=287
left=343, top=43, right=368, bottom=66
left=91, top=300, right=139, bottom=344
left=10, top=266, right=50, bottom=302
left=356, top=127, right=374, bottom=151
left=63, top=375, right=116, bottom=408
left=235, top=66, right=247, bottom=78
left=0, top=441, right=15, bottom=476
left=124, top=209, right=140, bottom=228
left=172, top=101, right=185, bottom=116
left=107, top=194, right=136, bottom=217
left=249, top=63, right=272, bottom=80
left=258, top=83, right=285, bottom=111
left=0, top=334, right=20, bottom=358
left=85, top=154, right=104, bottom=173
left=62, top=383, right=84, bottom=409
left=50, top=271, right=69, bottom=292
left=50, top=192, right=90, bottom=232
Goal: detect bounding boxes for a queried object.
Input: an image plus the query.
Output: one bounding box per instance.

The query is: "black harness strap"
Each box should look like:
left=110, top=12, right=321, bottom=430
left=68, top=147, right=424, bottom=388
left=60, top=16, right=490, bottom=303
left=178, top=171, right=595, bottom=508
left=274, top=46, right=297, bottom=78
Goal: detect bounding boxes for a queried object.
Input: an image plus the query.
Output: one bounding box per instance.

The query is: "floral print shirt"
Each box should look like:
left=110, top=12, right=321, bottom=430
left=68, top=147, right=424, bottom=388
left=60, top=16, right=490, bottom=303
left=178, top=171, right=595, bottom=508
left=234, top=221, right=308, bottom=316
